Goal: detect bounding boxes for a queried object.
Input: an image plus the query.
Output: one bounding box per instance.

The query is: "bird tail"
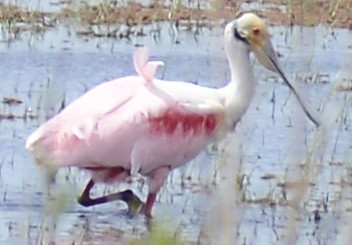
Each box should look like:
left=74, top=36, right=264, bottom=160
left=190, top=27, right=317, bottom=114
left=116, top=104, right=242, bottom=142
left=133, top=47, right=164, bottom=84
left=26, top=131, right=40, bottom=153
left=26, top=123, right=56, bottom=161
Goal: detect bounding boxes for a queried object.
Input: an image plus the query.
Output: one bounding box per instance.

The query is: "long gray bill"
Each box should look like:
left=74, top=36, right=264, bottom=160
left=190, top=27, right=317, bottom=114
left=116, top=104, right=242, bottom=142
left=269, top=57, right=321, bottom=127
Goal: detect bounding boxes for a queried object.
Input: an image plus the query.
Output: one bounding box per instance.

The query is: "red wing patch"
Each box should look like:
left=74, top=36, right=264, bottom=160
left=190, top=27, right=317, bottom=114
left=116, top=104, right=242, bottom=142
left=149, top=109, right=217, bottom=136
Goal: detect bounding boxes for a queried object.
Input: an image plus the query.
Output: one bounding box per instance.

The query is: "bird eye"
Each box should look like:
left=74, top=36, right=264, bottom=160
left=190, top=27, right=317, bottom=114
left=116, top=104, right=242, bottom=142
left=253, top=28, right=260, bottom=35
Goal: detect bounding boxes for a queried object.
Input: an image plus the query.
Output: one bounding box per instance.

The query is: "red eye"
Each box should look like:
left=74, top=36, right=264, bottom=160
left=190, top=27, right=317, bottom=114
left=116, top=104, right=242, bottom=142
left=253, top=28, right=260, bottom=35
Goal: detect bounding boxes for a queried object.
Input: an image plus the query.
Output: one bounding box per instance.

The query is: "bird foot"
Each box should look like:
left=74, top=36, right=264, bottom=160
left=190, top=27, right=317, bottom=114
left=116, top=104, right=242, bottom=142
left=77, top=180, right=150, bottom=218
left=78, top=195, right=92, bottom=207
left=122, top=190, right=145, bottom=215
left=123, top=191, right=155, bottom=223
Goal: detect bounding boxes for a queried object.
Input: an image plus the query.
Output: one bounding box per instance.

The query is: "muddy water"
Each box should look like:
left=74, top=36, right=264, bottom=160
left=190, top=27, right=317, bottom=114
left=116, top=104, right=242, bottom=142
left=0, top=20, right=351, bottom=244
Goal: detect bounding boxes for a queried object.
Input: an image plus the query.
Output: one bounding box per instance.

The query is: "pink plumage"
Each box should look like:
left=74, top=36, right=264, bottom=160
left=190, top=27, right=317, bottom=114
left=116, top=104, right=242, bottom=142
left=26, top=47, right=226, bottom=216
left=26, top=13, right=319, bottom=217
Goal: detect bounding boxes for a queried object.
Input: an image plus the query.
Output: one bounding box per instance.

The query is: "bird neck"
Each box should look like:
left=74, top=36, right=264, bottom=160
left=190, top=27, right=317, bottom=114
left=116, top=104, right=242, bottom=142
left=222, top=41, right=256, bottom=127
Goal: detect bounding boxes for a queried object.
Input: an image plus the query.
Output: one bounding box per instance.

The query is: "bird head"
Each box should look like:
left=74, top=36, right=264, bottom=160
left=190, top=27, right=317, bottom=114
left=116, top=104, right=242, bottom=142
left=225, top=13, right=320, bottom=126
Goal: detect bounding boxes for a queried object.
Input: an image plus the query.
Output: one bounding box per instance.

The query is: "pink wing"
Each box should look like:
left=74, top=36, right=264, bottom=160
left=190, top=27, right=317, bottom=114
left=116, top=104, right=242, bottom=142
left=26, top=48, right=225, bottom=180
left=27, top=81, right=224, bottom=166
left=26, top=47, right=163, bottom=165
left=133, top=47, right=164, bottom=84
left=25, top=76, right=145, bottom=166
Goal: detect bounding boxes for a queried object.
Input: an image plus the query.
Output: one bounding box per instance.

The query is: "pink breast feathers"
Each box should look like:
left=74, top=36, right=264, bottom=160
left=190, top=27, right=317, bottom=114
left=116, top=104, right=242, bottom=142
left=149, top=109, right=218, bottom=136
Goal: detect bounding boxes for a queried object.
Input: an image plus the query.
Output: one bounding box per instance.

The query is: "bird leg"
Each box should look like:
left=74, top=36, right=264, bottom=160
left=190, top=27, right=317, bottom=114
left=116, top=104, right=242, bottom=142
left=78, top=179, right=145, bottom=214
left=141, top=166, right=171, bottom=219
left=142, top=193, right=157, bottom=219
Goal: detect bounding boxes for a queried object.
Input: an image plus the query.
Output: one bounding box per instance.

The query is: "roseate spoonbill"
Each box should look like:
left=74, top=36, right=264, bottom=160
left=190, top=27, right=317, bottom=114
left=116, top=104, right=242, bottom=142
left=26, top=13, right=320, bottom=218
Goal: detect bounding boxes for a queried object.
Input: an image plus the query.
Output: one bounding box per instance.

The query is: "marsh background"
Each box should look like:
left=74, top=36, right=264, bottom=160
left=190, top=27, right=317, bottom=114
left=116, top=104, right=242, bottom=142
left=0, top=0, right=351, bottom=244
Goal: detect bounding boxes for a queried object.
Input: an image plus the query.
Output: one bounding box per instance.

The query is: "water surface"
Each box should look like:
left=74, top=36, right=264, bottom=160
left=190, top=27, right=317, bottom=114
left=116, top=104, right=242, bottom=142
left=0, top=19, right=351, bottom=244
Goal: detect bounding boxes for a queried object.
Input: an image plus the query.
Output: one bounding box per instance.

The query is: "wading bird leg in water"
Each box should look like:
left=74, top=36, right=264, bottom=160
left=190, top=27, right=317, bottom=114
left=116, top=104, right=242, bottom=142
left=141, top=193, right=157, bottom=219
left=78, top=179, right=145, bottom=215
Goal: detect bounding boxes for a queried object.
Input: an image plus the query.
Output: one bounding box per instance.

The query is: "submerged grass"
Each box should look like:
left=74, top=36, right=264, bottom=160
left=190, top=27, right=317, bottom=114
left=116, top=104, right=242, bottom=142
left=0, top=0, right=350, bottom=43
left=130, top=225, right=184, bottom=245
left=263, top=0, right=352, bottom=27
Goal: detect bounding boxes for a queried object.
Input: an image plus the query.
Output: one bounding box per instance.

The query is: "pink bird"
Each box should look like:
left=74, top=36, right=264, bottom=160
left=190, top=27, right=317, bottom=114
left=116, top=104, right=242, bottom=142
left=26, top=13, right=319, bottom=218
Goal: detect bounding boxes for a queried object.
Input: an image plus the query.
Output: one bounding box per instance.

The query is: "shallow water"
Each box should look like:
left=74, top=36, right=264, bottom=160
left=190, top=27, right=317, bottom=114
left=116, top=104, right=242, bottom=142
left=0, top=15, right=351, bottom=244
